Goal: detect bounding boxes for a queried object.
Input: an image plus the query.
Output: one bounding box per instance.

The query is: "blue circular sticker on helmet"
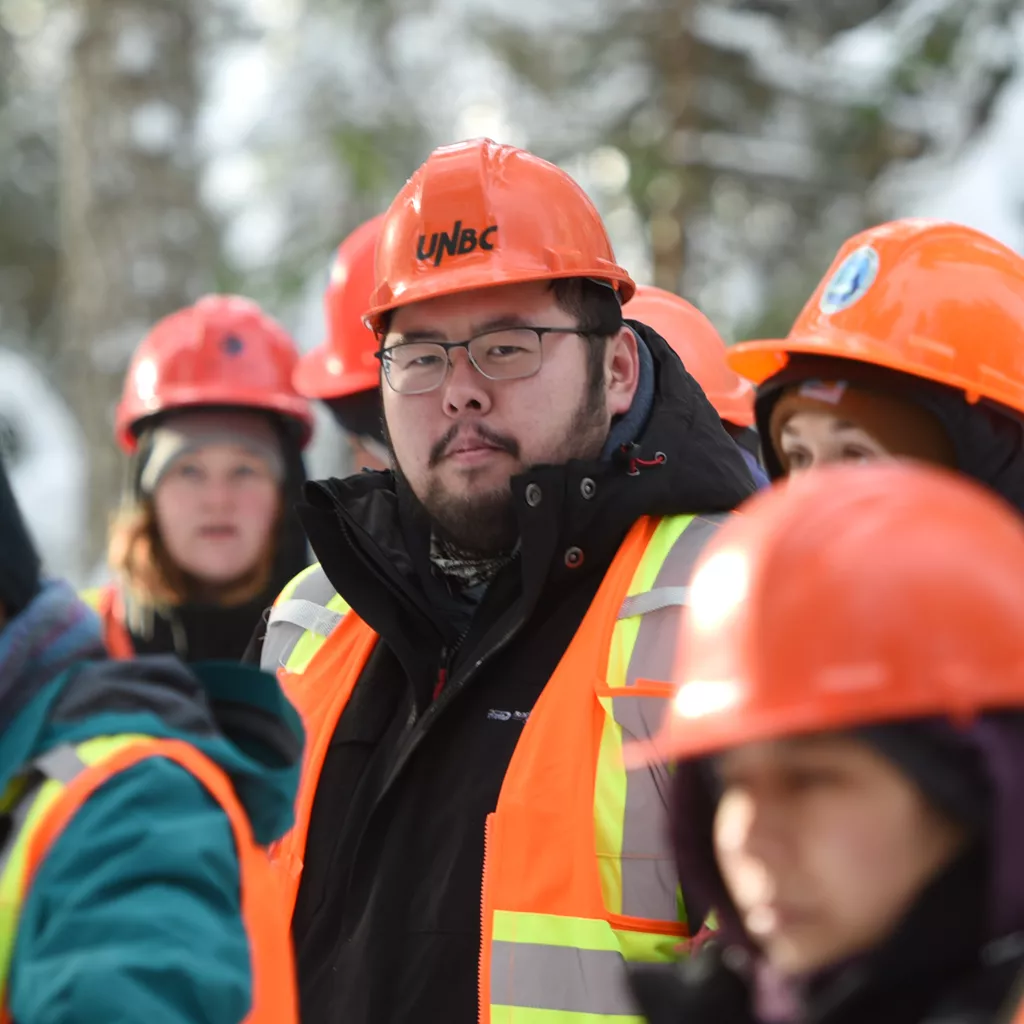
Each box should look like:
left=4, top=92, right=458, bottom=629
left=819, top=246, right=880, bottom=315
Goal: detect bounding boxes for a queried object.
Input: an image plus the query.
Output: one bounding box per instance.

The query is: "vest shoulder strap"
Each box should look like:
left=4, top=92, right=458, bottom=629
left=263, top=565, right=351, bottom=676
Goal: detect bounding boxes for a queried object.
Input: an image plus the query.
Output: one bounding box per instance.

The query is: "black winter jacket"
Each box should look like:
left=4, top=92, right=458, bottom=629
left=253, top=325, right=755, bottom=1024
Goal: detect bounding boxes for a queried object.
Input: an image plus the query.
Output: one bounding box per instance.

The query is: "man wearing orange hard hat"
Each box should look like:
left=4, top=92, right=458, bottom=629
left=624, top=285, right=769, bottom=487
left=252, top=138, right=755, bottom=1024
left=727, top=219, right=1024, bottom=513
left=629, top=462, right=1024, bottom=1024
left=293, top=215, right=391, bottom=471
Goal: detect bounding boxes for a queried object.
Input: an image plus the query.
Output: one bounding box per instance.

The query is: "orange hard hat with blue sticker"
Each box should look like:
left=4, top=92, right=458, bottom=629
left=728, top=219, right=1024, bottom=416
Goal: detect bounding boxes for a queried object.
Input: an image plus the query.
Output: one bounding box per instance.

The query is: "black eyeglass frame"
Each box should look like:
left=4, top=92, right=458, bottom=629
left=374, top=325, right=596, bottom=394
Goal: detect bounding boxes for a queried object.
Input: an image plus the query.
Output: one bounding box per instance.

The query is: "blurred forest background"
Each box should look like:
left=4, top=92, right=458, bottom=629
left=1, top=0, right=1023, bottom=584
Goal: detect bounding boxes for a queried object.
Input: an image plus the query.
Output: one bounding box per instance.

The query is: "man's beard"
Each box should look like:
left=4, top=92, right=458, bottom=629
left=390, top=380, right=609, bottom=555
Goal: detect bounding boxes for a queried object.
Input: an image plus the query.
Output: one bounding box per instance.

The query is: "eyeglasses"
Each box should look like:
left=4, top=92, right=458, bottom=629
left=375, top=326, right=592, bottom=395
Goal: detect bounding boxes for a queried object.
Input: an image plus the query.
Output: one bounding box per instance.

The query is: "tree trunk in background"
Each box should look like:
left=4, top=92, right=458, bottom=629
left=59, top=0, right=215, bottom=576
left=647, top=0, right=697, bottom=294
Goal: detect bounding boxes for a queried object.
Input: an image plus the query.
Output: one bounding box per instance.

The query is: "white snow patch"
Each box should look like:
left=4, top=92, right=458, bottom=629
left=131, top=100, right=184, bottom=155
left=224, top=203, right=288, bottom=270
left=1, top=0, right=46, bottom=38
left=198, top=45, right=272, bottom=154
left=113, top=22, right=160, bottom=75
left=905, top=68, right=1024, bottom=252
left=203, top=152, right=264, bottom=211
left=0, top=349, right=88, bottom=584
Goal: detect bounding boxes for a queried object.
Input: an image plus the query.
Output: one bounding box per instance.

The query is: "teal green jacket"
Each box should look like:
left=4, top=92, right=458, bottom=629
left=3, top=652, right=302, bottom=1024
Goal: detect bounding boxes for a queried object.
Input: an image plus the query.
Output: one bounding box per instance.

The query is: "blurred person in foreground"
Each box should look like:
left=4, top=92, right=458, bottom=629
left=294, top=214, right=392, bottom=472
left=623, top=285, right=769, bottom=487
left=630, top=462, right=1024, bottom=1024
left=82, top=295, right=314, bottom=660
left=0, top=454, right=301, bottom=1022
left=253, top=138, right=756, bottom=1024
left=727, top=220, right=1024, bottom=513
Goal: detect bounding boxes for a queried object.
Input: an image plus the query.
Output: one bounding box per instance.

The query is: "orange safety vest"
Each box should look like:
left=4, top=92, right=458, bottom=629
left=269, top=512, right=725, bottom=1022
left=0, top=736, right=298, bottom=1023
left=80, top=583, right=135, bottom=659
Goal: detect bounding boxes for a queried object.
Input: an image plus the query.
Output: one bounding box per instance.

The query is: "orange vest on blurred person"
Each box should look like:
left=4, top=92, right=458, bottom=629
left=0, top=737, right=298, bottom=1023
left=79, top=583, right=134, bottom=659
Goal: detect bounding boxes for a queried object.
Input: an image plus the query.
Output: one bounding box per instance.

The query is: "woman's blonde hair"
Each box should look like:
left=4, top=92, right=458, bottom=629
left=108, top=497, right=280, bottom=609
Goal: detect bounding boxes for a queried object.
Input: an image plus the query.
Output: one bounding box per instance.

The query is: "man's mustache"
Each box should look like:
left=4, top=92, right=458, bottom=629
left=429, top=424, right=520, bottom=468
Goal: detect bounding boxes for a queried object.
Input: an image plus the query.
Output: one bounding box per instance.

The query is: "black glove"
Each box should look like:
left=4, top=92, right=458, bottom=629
left=628, top=942, right=755, bottom=1024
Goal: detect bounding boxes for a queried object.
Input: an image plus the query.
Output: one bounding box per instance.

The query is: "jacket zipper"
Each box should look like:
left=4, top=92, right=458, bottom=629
left=378, top=612, right=526, bottom=802
left=478, top=814, right=494, bottom=1024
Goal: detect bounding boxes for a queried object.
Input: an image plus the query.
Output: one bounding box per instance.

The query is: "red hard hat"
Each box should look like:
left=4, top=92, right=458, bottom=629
left=294, top=215, right=383, bottom=400
left=728, top=219, right=1024, bottom=415
left=624, top=285, right=754, bottom=428
left=364, top=138, right=635, bottom=333
left=633, top=462, right=1024, bottom=766
left=115, top=295, right=315, bottom=452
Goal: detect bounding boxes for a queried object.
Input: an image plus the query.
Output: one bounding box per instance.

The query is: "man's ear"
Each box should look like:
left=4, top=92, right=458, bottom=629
left=605, top=326, right=640, bottom=417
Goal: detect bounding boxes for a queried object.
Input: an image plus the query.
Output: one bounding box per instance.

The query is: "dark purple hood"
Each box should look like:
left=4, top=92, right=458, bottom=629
left=671, top=712, right=1024, bottom=951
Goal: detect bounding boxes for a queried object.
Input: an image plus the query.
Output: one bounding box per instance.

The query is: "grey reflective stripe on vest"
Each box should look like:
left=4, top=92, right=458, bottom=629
left=624, top=513, right=728, bottom=688
left=614, top=513, right=729, bottom=921
left=490, top=942, right=639, bottom=1016
left=612, top=694, right=677, bottom=920
left=261, top=566, right=339, bottom=672
left=0, top=744, right=88, bottom=877
left=617, top=586, right=688, bottom=620
left=270, top=600, right=344, bottom=640
left=33, top=744, right=88, bottom=784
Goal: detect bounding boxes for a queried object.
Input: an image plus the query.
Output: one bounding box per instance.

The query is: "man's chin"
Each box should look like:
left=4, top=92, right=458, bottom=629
left=437, top=460, right=517, bottom=495
left=423, top=483, right=518, bottom=554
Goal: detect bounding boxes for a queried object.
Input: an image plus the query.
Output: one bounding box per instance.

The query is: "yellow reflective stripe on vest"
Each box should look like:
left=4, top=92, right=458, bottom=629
left=491, top=912, right=646, bottom=1021
left=284, top=592, right=350, bottom=674
left=492, top=1010, right=644, bottom=1024
left=263, top=564, right=351, bottom=676
left=0, top=734, right=152, bottom=1007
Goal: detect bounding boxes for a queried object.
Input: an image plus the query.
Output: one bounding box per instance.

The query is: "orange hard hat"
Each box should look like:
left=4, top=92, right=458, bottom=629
left=624, top=285, right=754, bottom=428
left=294, top=215, right=383, bottom=400
left=364, top=138, right=635, bottom=333
left=637, top=462, right=1024, bottom=765
left=728, top=219, right=1024, bottom=415
left=116, top=295, right=314, bottom=452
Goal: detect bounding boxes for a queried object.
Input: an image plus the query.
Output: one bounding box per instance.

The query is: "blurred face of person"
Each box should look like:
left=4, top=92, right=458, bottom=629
left=381, top=281, right=639, bottom=553
left=153, top=444, right=280, bottom=593
left=778, top=411, right=892, bottom=474
left=712, top=734, right=965, bottom=976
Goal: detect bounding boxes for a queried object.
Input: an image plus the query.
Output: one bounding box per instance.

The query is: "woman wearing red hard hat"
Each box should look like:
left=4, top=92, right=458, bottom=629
left=83, top=295, right=314, bottom=660
left=629, top=463, right=1024, bottom=1024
